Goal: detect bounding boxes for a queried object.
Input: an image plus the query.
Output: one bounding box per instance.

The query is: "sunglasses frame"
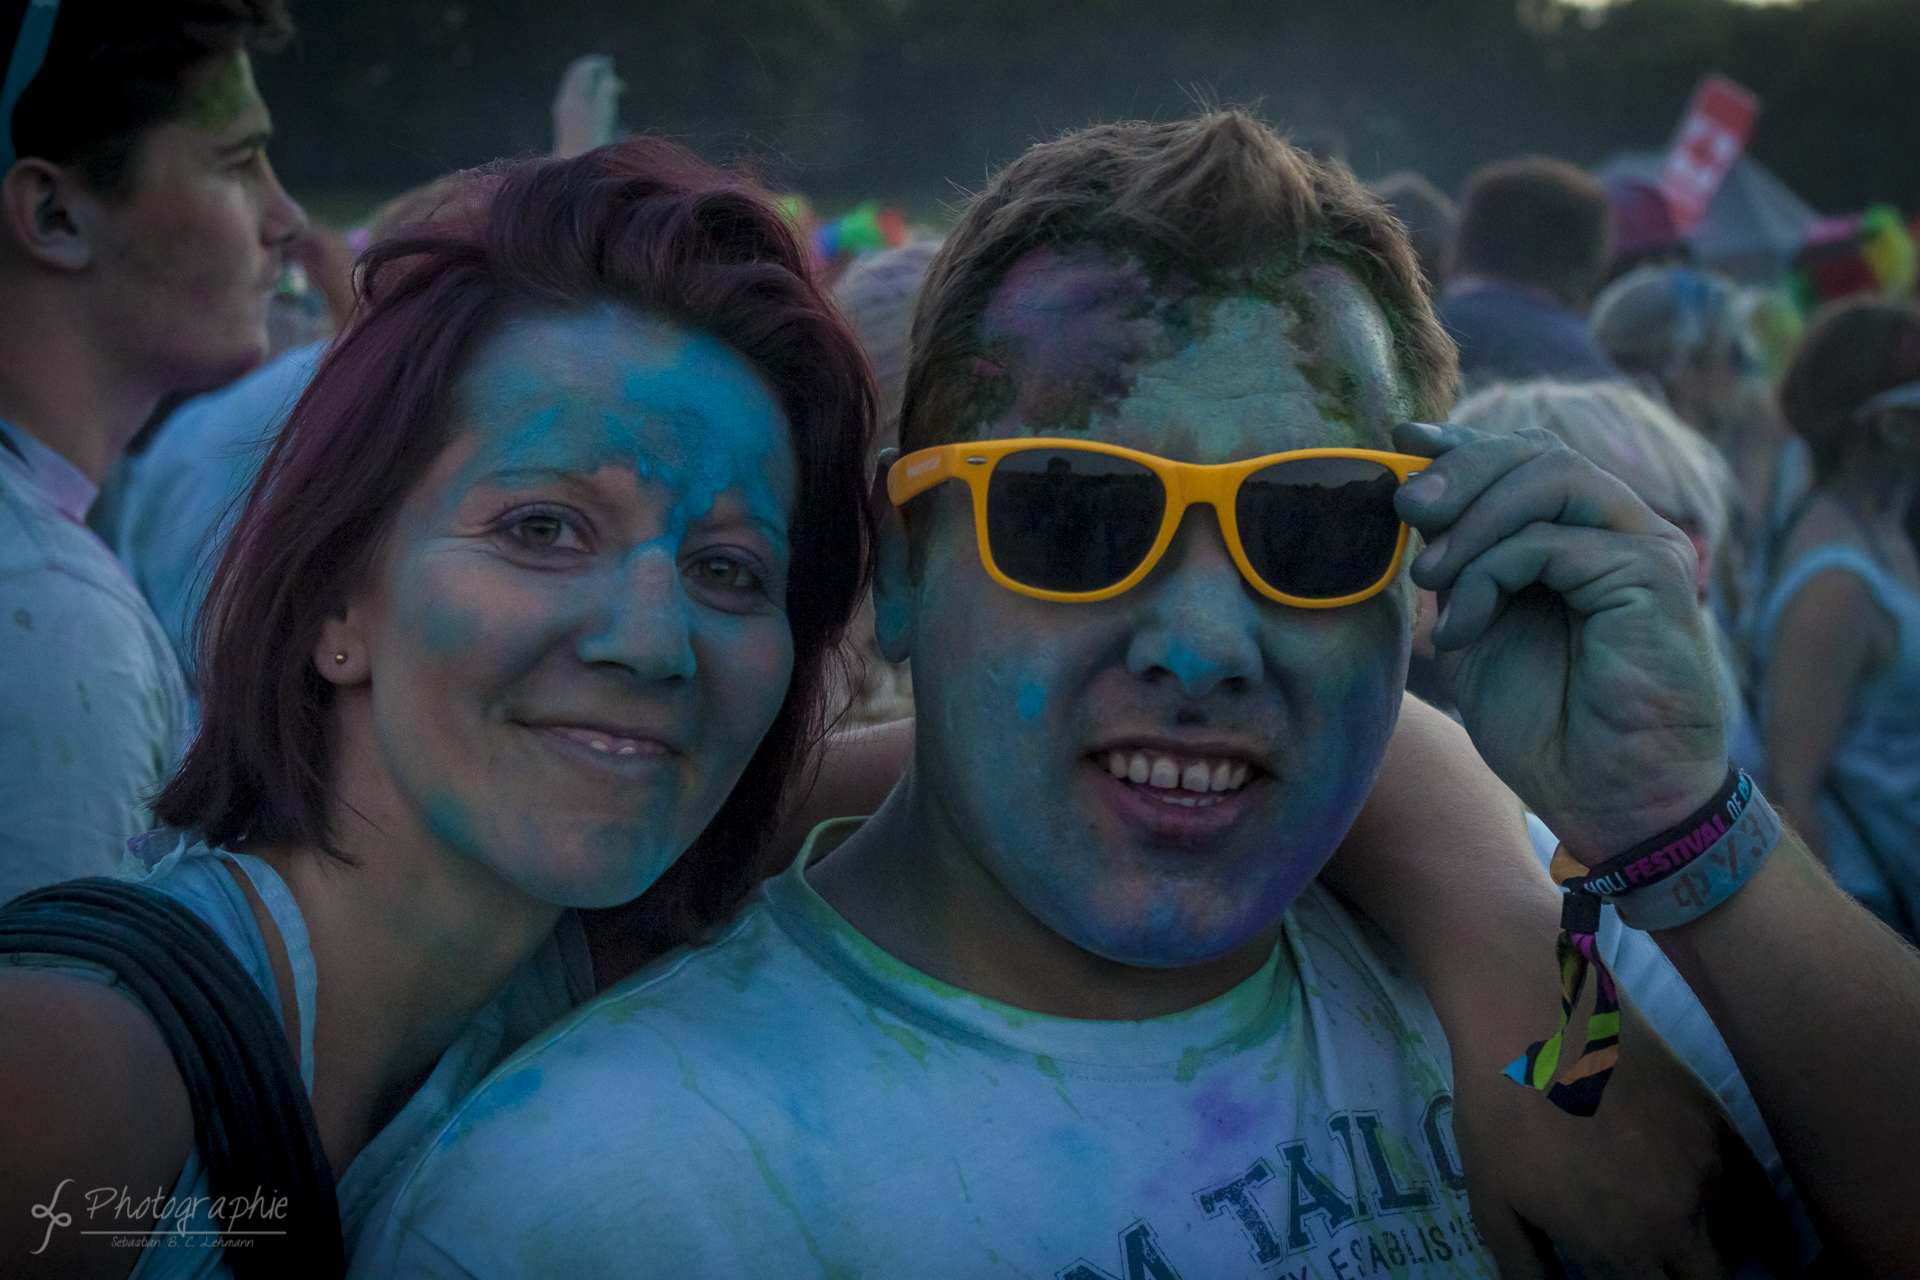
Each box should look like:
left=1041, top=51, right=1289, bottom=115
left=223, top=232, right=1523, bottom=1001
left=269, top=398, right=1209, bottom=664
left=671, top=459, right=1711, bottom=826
left=888, top=438, right=1430, bottom=608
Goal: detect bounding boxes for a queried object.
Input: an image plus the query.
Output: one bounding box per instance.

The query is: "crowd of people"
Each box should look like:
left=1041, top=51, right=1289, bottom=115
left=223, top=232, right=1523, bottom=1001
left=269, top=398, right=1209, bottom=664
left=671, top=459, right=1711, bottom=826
left=1373, top=152, right=1920, bottom=940
left=1, top=3, right=1918, bottom=1279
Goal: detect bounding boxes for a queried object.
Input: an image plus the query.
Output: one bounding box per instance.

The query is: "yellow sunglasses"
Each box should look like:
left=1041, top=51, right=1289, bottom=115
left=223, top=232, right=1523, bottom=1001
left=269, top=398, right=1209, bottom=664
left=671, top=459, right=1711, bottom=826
left=888, top=438, right=1430, bottom=608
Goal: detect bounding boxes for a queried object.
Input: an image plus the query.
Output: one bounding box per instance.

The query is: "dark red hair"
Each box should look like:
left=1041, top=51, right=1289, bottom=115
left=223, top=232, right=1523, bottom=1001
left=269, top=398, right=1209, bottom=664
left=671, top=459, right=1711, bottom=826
left=156, top=137, right=875, bottom=948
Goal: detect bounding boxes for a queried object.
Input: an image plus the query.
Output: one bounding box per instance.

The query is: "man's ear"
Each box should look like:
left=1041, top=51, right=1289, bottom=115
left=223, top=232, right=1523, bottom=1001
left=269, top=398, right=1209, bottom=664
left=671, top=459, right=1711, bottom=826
left=314, top=605, right=373, bottom=686
left=869, top=449, right=914, bottom=665
left=0, top=159, right=99, bottom=272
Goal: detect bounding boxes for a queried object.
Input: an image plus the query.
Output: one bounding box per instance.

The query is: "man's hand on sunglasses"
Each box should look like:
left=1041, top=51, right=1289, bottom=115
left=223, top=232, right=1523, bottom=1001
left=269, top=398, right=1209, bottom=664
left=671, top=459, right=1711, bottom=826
left=1390, top=419, right=1727, bottom=870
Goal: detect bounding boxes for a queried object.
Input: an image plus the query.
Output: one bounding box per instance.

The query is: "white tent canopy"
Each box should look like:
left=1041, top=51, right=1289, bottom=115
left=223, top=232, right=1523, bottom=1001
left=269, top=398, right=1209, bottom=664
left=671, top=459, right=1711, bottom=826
left=1596, top=149, right=1818, bottom=284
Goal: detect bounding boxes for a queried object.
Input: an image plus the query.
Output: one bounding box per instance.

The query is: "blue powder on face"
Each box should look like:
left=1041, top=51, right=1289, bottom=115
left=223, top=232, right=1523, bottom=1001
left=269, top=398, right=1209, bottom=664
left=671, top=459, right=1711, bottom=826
left=422, top=601, right=482, bottom=654
left=1017, top=680, right=1047, bottom=721
left=422, top=793, right=480, bottom=854
left=373, top=305, right=803, bottom=915
left=1160, top=641, right=1220, bottom=693
left=453, top=308, right=791, bottom=551
left=894, top=265, right=1413, bottom=972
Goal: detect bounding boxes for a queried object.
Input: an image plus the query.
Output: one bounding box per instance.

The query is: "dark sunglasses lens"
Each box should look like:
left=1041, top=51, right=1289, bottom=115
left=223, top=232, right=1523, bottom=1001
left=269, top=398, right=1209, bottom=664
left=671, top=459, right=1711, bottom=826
left=1236, top=457, right=1404, bottom=599
left=985, top=449, right=1165, bottom=593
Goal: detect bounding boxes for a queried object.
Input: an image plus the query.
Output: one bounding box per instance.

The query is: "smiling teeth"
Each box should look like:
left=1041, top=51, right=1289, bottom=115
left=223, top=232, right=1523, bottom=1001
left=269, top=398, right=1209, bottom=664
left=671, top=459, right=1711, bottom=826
left=1103, top=751, right=1252, bottom=795
left=552, top=726, right=651, bottom=758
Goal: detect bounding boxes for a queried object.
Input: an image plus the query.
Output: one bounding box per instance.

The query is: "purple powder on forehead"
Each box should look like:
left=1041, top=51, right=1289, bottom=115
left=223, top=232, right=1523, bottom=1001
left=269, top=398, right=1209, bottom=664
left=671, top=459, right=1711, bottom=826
left=976, top=246, right=1223, bottom=436
left=971, top=246, right=1391, bottom=442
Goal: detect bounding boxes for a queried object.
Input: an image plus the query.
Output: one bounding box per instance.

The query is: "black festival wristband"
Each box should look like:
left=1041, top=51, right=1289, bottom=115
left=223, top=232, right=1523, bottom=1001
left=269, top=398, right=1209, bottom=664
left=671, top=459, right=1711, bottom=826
left=1551, top=767, right=1748, bottom=899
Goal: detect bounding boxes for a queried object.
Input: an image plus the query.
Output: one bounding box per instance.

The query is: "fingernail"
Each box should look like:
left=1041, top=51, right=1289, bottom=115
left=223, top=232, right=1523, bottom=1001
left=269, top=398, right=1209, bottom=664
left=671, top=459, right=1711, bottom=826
left=1401, top=473, right=1446, bottom=505
left=1434, top=600, right=1451, bottom=634
left=1406, top=421, right=1445, bottom=437
left=1414, top=533, right=1448, bottom=571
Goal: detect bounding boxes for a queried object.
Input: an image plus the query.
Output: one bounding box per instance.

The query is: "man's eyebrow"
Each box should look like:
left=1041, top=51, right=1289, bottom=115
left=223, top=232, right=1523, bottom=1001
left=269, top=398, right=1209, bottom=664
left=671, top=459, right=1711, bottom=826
left=215, top=129, right=273, bottom=158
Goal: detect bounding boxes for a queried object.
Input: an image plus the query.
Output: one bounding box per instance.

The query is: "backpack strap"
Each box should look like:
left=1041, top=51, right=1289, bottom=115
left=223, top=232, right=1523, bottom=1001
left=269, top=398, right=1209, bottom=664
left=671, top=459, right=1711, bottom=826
left=0, top=877, right=344, bottom=1278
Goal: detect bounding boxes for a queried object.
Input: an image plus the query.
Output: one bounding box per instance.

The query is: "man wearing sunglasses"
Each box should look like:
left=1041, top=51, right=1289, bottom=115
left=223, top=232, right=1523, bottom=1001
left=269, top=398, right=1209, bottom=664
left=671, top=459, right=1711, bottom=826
left=363, top=113, right=1920, bottom=1278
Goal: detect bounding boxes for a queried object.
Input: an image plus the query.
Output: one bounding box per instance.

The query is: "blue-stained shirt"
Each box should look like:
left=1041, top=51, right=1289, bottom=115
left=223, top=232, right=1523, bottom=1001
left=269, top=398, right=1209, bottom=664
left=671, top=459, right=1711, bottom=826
left=354, top=821, right=1497, bottom=1279
left=107, top=341, right=324, bottom=687
left=0, top=421, right=188, bottom=904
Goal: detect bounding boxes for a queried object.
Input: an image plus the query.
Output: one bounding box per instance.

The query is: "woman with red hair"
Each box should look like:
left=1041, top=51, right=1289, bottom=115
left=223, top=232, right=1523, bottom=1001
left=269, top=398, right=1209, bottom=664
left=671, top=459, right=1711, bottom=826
left=0, top=136, right=875, bottom=1279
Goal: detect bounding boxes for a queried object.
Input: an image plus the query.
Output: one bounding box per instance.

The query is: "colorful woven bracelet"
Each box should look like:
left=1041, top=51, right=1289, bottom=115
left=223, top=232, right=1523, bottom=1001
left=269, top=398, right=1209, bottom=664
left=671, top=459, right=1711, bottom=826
left=1500, top=886, right=1620, bottom=1117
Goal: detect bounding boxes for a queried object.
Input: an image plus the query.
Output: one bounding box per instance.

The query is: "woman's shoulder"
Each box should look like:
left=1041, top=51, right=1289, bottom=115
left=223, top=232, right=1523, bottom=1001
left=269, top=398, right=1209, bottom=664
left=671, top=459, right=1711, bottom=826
left=125, top=836, right=286, bottom=955
left=1775, top=496, right=1874, bottom=571
left=0, top=966, right=194, bottom=1276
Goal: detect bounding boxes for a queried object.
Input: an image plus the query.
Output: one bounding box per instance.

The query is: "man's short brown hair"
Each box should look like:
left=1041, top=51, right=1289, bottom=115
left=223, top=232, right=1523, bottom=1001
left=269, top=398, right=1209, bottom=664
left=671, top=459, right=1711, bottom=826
left=1448, top=155, right=1612, bottom=311
left=5, top=0, right=292, bottom=197
left=900, top=110, right=1457, bottom=454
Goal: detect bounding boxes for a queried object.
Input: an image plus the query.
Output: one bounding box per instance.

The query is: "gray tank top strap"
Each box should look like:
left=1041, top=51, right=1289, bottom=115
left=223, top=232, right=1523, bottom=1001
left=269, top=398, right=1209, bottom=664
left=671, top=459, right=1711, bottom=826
left=131, top=836, right=320, bottom=1094
left=1756, top=542, right=1920, bottom=664
left=219, top=852, right=319, bottom=1091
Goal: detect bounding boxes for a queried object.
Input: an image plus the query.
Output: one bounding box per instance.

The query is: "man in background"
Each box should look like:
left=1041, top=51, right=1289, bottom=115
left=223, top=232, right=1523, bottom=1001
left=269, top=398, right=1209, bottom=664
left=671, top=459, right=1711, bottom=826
left=0, top=0, right=304, bottom=901
left=1437, top=156, right=1621, bottom=390
left=102, top=73, right=601, bottom=711
left=1370, top=170, right=1454, bottom=297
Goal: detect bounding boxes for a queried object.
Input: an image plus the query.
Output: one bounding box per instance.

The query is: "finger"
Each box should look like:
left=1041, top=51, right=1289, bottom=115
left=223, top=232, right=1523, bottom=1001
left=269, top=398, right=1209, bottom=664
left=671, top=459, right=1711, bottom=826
left=1457, top=1120, right=1558, bottom=1280
left=1393, top=422, right=1571, bottom=533
left=1391, top=417, right=1481, bottom=460
left=1653, top=1191, right=1739, bottom=1280
left=1467, top=1194, right=1559, bottom=1280
left=1408, top=448, right=1678, bottom=594
left=1650, top=1192, right=1734, bottom=1280
left=1431, top=523, right=1697, bottom=651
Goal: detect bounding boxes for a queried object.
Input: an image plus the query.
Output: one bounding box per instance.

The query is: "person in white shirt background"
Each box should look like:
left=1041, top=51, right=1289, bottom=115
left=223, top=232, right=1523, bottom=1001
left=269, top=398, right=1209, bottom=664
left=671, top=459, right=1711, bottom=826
left=0, top=0, right=304, bottom=902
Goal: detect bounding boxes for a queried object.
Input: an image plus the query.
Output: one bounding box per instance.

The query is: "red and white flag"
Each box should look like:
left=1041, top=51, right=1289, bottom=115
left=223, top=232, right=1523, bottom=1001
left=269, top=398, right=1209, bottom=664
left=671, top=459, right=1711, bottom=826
left=1659, top=74, right=1762, bottom=233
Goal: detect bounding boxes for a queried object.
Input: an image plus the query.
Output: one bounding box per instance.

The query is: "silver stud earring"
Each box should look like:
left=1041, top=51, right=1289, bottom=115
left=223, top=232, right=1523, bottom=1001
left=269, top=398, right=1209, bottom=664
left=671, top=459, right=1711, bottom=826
left=333, top=652, right=349, bottom=665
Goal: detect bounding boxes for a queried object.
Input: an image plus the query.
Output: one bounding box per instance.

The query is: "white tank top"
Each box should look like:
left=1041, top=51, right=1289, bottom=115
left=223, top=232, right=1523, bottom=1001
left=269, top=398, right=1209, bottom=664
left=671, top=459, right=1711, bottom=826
left=3, top=832, right=592, bottom=1277
left=1757, top=542, right=1920, bottom=929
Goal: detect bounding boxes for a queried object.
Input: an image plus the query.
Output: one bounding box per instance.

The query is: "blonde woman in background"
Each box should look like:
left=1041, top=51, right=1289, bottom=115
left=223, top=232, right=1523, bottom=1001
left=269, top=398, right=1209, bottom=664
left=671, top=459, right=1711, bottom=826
left=826, top=242, right=942, bottom=729
left=1453, top=379, right=1760, bottom=774
left=1589, top=266, right=1807, bottom=621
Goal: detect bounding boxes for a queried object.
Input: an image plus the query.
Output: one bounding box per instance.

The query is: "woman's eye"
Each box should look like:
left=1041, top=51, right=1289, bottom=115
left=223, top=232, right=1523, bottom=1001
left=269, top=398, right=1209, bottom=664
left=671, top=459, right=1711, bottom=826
left=501, top=509, right=585, bottom=553
left=687, top=554, right=764, bottom=592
